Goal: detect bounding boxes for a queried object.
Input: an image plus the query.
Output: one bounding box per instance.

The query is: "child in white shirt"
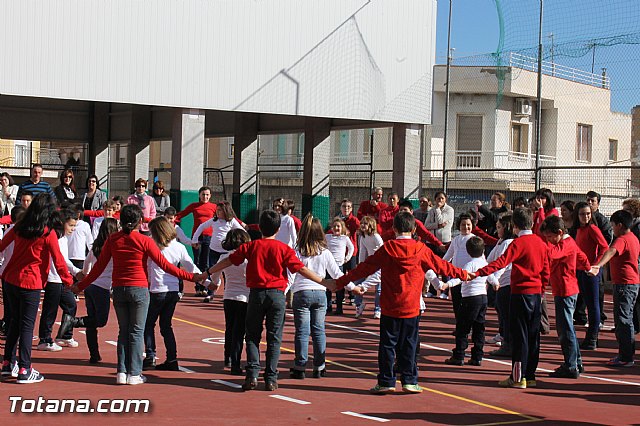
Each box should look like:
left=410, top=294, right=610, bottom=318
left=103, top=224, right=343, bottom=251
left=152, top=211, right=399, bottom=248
left=325, top=217, right=354, bottom=315
left=442, top=213, right=475, bottom=320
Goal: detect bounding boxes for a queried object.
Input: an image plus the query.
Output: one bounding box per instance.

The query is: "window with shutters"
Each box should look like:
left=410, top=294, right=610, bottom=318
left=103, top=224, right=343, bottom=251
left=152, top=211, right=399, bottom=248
left=576, top=124, right=592, bottom=162
left=456, top=115, right=482, bottom=168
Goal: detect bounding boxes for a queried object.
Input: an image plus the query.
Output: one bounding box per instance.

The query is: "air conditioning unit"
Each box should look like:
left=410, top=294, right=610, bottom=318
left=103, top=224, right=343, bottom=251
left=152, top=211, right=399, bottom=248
left=515, top=98, right=532, bottom=116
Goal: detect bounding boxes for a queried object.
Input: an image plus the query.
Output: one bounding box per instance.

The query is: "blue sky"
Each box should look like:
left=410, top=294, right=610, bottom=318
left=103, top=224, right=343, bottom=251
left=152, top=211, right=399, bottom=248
left=433, top=0, right=639, bottom=112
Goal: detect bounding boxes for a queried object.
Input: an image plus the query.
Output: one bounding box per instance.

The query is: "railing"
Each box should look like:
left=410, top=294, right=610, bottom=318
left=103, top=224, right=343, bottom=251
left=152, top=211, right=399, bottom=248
left=429, top=150, right=557, bottom=171
left=508, top=52, right=610, bottom=89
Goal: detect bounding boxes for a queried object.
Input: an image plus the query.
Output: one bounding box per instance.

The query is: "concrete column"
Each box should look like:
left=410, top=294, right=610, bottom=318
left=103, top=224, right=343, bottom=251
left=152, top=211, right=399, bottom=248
left=170, top=109, right=206, bottom=218
left=130, top=105, right=151, bottom=186
left=632, top=106, right=640, bottom=188
left=90, top=102, right=110, bottom=192
left=302, top=118, right=331, bottom=227
left=232, top=113, right=259, bottom=223
left=392, top=123, right=422, bottom=201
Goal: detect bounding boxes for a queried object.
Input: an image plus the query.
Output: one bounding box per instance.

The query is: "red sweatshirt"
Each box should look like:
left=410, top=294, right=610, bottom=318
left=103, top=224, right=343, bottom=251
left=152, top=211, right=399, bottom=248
left=357, top=200, right=388, bottom=220
left=379, top=205, right=399, bottom=232
left=477, top=232, right=550, bottom=295
left=336, top=238, right=469, bottom=318
left=0, top=215, right=12, bottom=225
left=77, top=230, right=195, bottom=291
left=0, top=228, right=73, bottom=289
left=547, top=235, right=590, bottom=297
left=228, top=238, right=304, bottom=292
left=176, top=202, right=217, bottom=236
left=575, top=224, right=608, bottom=263
left=381, top=219, right=441, bottom=247
left=472, top=226, right=498, bottom=247
left=343, top=213, right=360, bottom=258
left=84, top=210, right=121, bottom=220
left=533, top=207, right=558, bottom=236
left=291, top=214, right=302, bottom=232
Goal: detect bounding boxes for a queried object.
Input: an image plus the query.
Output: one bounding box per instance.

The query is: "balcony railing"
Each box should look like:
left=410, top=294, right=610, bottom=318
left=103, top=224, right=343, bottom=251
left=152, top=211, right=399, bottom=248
left=508, top=52, right=610, bottom=89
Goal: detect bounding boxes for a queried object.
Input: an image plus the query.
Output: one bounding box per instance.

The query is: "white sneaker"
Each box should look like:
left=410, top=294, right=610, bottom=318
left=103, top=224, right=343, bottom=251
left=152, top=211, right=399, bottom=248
left=438, top=293, right=449, bottom=300
left=116, top=372, right=127, bottom=385
left=127, top=374, right=147, bottom=385
left=355, top=303, right=366, bottom=319
left=373, top=311, right=381, bottom=319
left=37, top=342, right=62, bottom=352
left=487, top=334, right=504, bottom=344
left=56, top=338, right=79, bottom=348
left=424, top=292, right=435, bottom=298
left=16, top=367, right=44, bottom=384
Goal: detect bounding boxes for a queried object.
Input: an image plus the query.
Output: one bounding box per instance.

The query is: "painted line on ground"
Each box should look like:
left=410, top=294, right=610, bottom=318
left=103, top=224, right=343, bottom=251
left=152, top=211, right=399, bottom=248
left=174, top=315, right=540, bottom=422
left=270, top=395, right=311, bottom=405
left=179, top=366, right=196, bottom=374
left=78, top=330, right=86, bottom=335
left=211, top=379, right=242, bottom=389
left=341, top=411, right=389, bottom=423
left=105, top=340, right=117, bottom=346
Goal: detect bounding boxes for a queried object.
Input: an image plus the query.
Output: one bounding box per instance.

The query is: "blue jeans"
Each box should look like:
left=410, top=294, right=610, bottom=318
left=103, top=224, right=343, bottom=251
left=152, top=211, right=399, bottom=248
left=378, top=314, right=420, bottom=387
left=112, top=286, right=150, bottom=376
left=374, top=281, right=382, bottom=313
left=577, top=270, right=601, bottom=340
left=144, top=291, right=180, bottom=361
left=84, top=285, right=111, bottom=359
left=244, top=288, right=286, bottom=382
left=613, top=284, right=640, bottom=362
left=292, top=290, right=327, bottom=371
left=554, top=294, right=582, bottom=371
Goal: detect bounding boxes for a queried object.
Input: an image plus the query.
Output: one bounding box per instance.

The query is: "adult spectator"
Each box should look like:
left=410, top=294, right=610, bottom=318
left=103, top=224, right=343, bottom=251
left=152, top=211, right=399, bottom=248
left=424, top=191, right=454, bottom=245
left=54, top=169, right=78, bottom=205
left=0, top=172, right=19, bottom=215
left=16, top=163, right=55, bottom=205
left=81, top=174, right=108, bottom=212
left=357, top=187, right=388, bottom=221
left=127, top=178, right=156, bottom=235
left=413, top=195, right=432, bottom=223
left=560, top=200, right=576, bottom=236
left=622, top=198, right=640, bottom=334
left=151, top=180, right=171, bottom=216
left=378, top=192, right=399, bottom=233
left=476, top=192, right=509, bottom=237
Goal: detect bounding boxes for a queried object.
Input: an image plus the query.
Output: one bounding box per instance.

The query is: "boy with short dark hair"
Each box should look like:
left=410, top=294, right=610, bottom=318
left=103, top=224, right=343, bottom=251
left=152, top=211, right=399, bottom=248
left=328, top=212, right=470, bottom=394
left=442, top=236, right=488, bottom=366
left=540, top=215, right=590, bottom=378
left=476, top=208, right=550, bottom=389
left=208, top=210, right=325, bottom=391
left=591, top=209, right=640, bottom=367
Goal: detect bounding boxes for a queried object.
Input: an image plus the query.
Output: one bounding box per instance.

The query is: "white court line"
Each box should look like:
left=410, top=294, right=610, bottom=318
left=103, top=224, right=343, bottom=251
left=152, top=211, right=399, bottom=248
left=55, top=321, right=61, bottom=325
left=211, top=379, right=242, bottom=389
left=270, top=395, right=311, bottom=405
left=179, top=366, right=196, bottom=374
left=324, top=320, right=640, bottom=387
left=342, top=411, right=389, bottom=423
left=78, top=330, right=86, bottom=335
left=105, top=340, right=117, bottom=346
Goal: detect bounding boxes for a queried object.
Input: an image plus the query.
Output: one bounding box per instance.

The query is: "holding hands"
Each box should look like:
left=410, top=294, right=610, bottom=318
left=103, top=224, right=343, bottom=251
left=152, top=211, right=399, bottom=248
left=322, top=279, right=337, bottom=292
left=587, top=265, right=600, bottom=276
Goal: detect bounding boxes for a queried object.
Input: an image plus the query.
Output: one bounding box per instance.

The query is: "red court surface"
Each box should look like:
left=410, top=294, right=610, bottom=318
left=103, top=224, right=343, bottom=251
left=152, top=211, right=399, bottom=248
left=1, top=291, right=639, bottom=425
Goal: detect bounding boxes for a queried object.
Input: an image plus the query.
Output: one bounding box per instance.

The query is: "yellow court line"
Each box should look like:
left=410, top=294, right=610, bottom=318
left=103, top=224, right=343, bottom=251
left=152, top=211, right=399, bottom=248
left=173, top=316, right=542, bottom=423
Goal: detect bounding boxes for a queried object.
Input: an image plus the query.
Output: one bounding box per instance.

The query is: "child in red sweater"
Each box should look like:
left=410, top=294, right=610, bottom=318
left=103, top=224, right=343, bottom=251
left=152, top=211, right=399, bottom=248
left=540, top=216, right=590, bottom=379
left=591, top=209, right=640, bottom=367
left=476, top=207, right=550, bottom=389
left=208, top=210, right=325, bottom=391
left=328, top=212, right=470, bottom=394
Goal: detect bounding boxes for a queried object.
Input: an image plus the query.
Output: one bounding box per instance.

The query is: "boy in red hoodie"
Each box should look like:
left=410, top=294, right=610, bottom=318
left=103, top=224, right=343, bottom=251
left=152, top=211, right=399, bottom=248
left=476, top=208, right=549, bottom=389
left=540, top=216, right=590, bottom=379
left=328, top=212, right=470, bottom=394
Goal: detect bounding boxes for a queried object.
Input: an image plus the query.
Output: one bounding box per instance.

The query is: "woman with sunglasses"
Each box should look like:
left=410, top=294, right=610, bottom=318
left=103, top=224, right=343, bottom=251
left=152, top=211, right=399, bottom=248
left=127, top=178, right=156, bottom=236
left=151, top=180, right=170, bottom=216
left=81, top=174, right=108, bottom=213
left=54, top=169, right=78, bottom=205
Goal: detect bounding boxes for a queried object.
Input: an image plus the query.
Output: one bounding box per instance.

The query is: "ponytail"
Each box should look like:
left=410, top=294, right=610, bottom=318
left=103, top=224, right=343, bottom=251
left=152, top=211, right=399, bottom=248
left=120, top=204, right=142, bottom=234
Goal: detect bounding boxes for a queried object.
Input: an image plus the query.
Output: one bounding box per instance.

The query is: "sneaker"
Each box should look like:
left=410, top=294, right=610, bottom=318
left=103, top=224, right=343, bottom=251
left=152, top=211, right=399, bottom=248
left=490, top=346, right=512, bottom=358
left=16, top=367, right=44, bottom=384
left=142, top=357, right=156, bottom=370
left=607, top=357, right=634, bottom=367
left=178, top=292, right=183, bottom=300
left=242, top=377, right=258, bottom=391
left=116, top=372, right=127, bottom=385
left=56, top=338, right=79, bottom=348
left=467, top=358, right=482, bottom=366
left=578, top=364, right=585, bottom=374
left=156, top=360, right=180, bottom=371
left=37, top=342, right=62, bottom=352
left=89, top=355, right=102, bottom=364
left=424, top=292, right=435, bottom=298
left=369, top=384, right=396, bottom=394
left=264, top=381, right=278, bottom=391
left=312, top=368, right=327, bottom=378
left=355, top=303, right=366, bottom=319
left=498, top=377, right=526, bottom=389
left=527, top=379, right=537, bottom=388
left=127, top=374, right=147, bottom=385
left=1, top=361, right=19, bottom=378
left=548, top=366, right=579, bottom=379
left=438, top=293, right=448, bottom=300
left=580, top=340, right=597, bottom=350
left=289, top=368, right=305, bottom=380
left=402, top=384, right=423, bottom=393
left=373, top=311, right=381, bottom=319
left=488, top=334, right=504, bottom=344
left=203, top=295, right=212, bottom=303
left=444, top=357, right=464, bottom=366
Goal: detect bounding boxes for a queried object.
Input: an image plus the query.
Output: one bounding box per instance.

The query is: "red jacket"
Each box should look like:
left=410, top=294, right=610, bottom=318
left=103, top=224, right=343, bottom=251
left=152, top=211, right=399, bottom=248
left=228, top=238, right=304, bottom=292
left=533, top=207, right=558, bottom=236
left=336, top=238, right=469, bottom=318
left=176, top=202, right=217, bottom=236
left=381, top=219, right=441, bottom=247
left=379, top=205, right=399, bottom=232
left=477, top=232, right=549, bottom=295
left=0, top=228, right=73, bottom=290
left=472, top=226, right=498, bottom=247
left=343, top=213, right=360, bottom=258
left=0, top=215, right=12, bottom=225
left=357, top=200, right=387, bottom=221
left=77, top=230, right=195, bottom=290
left=547, top=236, right=590, bottom=297
left=291, top=214, right=302, bottom=232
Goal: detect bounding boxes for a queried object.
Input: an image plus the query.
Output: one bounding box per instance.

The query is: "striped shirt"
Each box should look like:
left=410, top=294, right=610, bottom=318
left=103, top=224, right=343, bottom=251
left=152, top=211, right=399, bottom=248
left=16, top=179, right=55, bottom=204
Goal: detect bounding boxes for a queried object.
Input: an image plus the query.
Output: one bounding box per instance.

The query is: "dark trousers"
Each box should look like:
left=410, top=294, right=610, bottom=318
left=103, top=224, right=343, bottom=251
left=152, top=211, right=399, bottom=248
left=453, top=295, right=487, bottom=361
left=84, top=285, right=111, bottom=358
left=193, top=235, right=211, bottom=292
left=510, top=293, right=541, bottom=382
left=378, top=314, right=420, bottom=387
left=1, top=280, right=11, bottom=331
left=244, top=288, right=286, bottom=382
left=577, top=270, right=601, bottom=342
left=325, top=265, right=346, bottom=312
left=496, top=286, right=511, bottom=346
left=613, top=284, right=640, bottom=362
left=224, top=299, right=247, bottom=369
left=3, top=283, right=41, bottom=369
left=144, top=291, right=180, bottom=361
left=38, top=282, right=77, bottom=342
left=450, top=285, right=462, bottom=322
left=540, top=294, right=550, bottom=334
